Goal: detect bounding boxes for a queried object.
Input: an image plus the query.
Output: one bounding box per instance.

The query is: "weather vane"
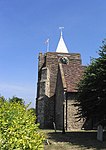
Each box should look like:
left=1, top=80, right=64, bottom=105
left=59, top=27, right=64, bottom=36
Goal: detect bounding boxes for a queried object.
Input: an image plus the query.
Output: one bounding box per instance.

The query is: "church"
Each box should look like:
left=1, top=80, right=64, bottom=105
left=36, top=30, right=86, bottom=131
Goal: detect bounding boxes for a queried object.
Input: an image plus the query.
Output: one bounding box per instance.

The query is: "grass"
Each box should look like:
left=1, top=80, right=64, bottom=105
left=43, top=130, right=106, bottom=150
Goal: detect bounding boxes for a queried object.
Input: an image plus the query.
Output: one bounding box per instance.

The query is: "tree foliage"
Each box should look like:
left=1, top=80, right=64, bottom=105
left=9, top=96, right=25, bottom=105
left=76, top=40, right=106, bottom=121
left=28, top=108, right=36, bottom=115
left=0, top=96, right=6, bottom=102
left=0, top=99, right=44, bottom=149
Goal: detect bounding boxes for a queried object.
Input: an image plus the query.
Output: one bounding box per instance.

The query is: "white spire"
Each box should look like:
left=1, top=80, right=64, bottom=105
left=56, top=27, right=69, bottom=53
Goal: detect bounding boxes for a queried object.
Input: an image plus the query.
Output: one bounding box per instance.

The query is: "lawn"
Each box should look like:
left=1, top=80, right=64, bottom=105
left=43, top=130, right=106, bottom=150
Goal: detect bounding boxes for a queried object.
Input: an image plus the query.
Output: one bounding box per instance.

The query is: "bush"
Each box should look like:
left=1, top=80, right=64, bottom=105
left=0, top=99, right=44, bottom=150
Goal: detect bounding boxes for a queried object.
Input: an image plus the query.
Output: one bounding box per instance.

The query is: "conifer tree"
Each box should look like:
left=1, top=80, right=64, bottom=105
left=76, top=40, right=106, bottom=122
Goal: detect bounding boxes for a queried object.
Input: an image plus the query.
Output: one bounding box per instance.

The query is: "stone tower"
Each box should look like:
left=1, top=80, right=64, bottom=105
left=36, top=31, right=85, bottom=129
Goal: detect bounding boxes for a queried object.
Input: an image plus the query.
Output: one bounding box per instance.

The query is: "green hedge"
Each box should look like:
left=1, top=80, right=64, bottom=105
left=0, top=99, right=44, bottom=149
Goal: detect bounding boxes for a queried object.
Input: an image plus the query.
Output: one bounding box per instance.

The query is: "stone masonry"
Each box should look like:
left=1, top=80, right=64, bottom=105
left=36, top=51, right=85, bottom=130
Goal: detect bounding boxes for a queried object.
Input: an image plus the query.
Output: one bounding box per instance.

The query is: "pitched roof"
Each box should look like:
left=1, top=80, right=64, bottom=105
left=56, top=33, right=69, bottom=53
left=59, top=63, right=85, bottom=92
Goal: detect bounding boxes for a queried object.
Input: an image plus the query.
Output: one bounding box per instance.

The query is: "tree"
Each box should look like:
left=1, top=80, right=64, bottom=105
left=0, top=96, right=6, bottom=102
left=75, top=40, right=106, bottom=122
left=9, top=96, right=25, bottom=105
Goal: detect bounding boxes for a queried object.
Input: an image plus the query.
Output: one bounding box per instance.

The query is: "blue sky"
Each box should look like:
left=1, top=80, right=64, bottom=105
left=0, top=0, right=106, bottom=108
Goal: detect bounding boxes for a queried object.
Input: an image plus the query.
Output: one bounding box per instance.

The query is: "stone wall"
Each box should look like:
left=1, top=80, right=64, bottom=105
left=46, top=53, right=59, bottom=97
left=37, top=97, right=45, bottom=128
left=66, top=93, right=84, bottom=130
left=36, top=52, right=84, bottom=129
left=55, top=73, right=84, bottom=130
left=36, top=53, right=57, bottom=128
left=46, top=52, right=82, bottom=97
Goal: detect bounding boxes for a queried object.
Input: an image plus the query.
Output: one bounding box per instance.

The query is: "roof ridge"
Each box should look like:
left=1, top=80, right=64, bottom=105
left=59, top=63, right=67, bottom=90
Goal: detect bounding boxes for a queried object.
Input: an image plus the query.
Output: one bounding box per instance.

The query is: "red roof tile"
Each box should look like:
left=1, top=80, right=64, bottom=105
left=60, top=64, right=85, bottom=92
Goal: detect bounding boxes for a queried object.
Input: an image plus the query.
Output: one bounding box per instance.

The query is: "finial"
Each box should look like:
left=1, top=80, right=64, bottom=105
left=59, top=27, right=64, bottom=36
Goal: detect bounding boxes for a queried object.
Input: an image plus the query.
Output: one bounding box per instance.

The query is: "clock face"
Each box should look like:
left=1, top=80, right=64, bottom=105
left=60, top=57, right=69, bottom=64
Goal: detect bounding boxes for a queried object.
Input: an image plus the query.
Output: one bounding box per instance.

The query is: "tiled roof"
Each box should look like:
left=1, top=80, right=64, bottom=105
left=59, top=63, right=85, bottom=92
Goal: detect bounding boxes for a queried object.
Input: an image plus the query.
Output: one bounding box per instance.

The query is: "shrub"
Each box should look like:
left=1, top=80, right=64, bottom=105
left=0, top=100, right=44, bottom=150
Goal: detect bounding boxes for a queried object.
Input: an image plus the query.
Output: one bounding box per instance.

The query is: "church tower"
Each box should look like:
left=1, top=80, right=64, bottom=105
left=36, top=29, right=85, bottom=129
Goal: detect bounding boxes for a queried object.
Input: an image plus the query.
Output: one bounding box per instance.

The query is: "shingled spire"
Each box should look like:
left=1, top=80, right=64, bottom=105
left=56, top=27, right=69, bottom=53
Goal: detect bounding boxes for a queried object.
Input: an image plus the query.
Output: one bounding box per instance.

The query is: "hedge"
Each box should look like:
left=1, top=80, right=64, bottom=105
left=0, top=99, right=44, bottom=149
